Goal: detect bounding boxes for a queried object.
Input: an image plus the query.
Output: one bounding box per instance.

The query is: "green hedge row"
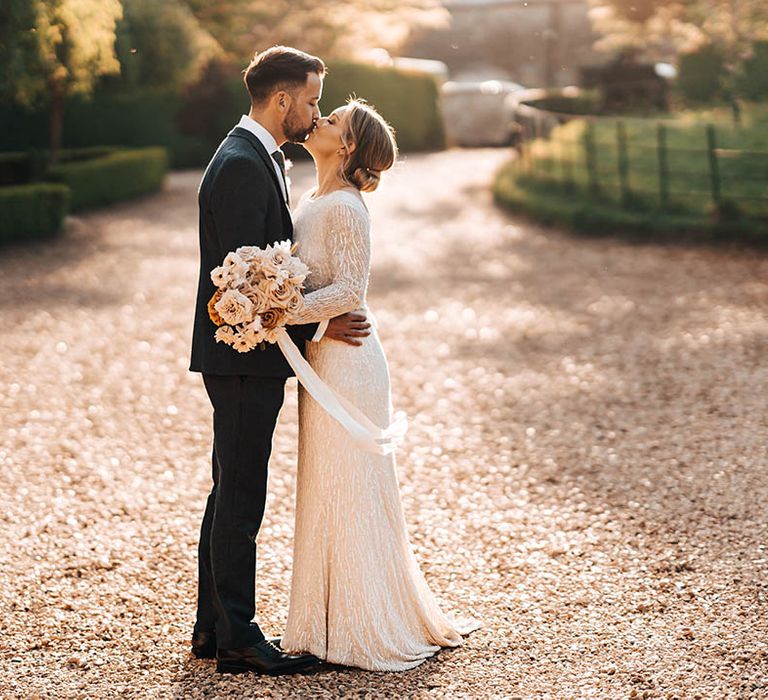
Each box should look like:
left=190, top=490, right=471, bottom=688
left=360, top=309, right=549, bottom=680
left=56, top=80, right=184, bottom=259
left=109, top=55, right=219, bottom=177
left=322, top=61, right=445, bottom=152
left=0, top=147, right=118, bottom=186
left=0, top=62, right=444, bottom=168
left=0, top=147, right=168, bottom=244
left=47, top=147, right=168, bottom=211
left=0, top=184, right=69, bottom=245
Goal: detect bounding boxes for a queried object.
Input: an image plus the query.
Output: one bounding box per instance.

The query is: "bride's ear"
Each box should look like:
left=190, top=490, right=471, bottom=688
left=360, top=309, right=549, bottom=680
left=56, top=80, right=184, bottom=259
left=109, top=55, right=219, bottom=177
left=337, top=141, right=356, bottom=157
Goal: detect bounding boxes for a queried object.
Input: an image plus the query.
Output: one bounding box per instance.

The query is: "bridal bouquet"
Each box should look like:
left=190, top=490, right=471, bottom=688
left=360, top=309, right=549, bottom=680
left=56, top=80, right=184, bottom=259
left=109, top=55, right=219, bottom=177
left=207, top=240, right=309, bottom=352
left=207, top=240, right=406, bottom=455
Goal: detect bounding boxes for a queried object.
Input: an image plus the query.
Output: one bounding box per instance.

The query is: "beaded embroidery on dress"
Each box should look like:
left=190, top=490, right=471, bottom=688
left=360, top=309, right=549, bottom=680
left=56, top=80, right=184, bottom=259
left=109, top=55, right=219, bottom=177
left=281, top=188, right=480, bottom=671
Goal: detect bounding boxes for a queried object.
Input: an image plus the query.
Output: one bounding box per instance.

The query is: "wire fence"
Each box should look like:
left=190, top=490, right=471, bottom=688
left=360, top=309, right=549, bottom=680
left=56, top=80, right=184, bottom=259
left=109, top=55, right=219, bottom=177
left=511, top=103, right=768, bottom=219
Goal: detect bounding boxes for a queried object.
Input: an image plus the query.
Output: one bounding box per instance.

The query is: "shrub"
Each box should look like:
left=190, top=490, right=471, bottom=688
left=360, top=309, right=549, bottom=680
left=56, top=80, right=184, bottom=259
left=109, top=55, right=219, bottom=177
left=0, top=61, right=445, bottom=169
left=47, top=147, right=168, bottom=211
left=321, top=61, right=445, bottom=152
left=0, top=90, right=216, bottom=168
left=0, top=153, right=32, bottom=186
left=0, top=184, right=69, bottom=245
left=0, top=147, right=120, bottom=187
left=677, top=47, right=725, bottom=103
left=738, top=42, right=768, bottom=101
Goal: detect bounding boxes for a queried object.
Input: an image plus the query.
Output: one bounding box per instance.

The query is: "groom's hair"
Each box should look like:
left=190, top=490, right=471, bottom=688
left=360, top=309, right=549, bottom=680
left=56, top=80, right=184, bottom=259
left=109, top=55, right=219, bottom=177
left=244, top=46, right=326, bottom=105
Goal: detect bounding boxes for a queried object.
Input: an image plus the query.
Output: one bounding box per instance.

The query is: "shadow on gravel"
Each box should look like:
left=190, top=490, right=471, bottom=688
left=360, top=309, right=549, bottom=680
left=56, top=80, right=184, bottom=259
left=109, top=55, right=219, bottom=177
left=170, top=647, right=459, bottom=697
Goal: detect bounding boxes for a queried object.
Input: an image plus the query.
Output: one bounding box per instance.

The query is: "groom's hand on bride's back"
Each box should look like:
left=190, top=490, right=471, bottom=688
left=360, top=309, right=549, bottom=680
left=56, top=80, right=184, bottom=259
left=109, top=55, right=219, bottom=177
left=326, top=312, right=371, bottom=346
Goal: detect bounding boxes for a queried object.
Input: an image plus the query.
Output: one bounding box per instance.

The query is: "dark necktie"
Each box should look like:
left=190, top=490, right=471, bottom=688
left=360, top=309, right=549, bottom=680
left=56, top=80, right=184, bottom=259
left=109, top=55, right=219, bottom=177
left=270, top=149, right=290, bottom=206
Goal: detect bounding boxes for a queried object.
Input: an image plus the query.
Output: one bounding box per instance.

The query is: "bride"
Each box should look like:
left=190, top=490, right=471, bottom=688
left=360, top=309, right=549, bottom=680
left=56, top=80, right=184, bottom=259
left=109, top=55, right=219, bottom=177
left=282, top=99, right=480, bottom=671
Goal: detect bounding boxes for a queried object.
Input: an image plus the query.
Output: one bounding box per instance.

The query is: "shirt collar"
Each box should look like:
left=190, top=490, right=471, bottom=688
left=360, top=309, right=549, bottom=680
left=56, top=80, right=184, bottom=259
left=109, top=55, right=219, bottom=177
left=237, top=115, right=280, bottom=155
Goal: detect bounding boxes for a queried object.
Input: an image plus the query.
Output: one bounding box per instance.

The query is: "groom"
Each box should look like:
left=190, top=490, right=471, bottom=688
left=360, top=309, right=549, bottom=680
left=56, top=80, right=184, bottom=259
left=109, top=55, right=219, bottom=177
left=189, top=46, right=370, bottom=675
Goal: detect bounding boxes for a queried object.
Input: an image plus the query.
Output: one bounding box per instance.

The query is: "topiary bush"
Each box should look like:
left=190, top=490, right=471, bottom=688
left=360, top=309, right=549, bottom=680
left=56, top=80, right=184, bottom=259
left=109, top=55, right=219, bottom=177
left=0, top=184, right=70, bottom=245
left=47, top=147, right=169, bottom=211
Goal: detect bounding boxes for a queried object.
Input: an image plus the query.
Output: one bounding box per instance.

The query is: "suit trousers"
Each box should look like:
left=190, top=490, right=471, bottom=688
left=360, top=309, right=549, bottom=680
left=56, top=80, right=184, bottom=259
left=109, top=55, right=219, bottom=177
left=194, top=373, right=286, bottom=649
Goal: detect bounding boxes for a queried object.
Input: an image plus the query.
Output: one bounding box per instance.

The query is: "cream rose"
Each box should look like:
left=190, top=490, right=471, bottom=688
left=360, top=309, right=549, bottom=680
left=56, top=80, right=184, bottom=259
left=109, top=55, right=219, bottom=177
left=271, top=284, right=295, bottom=309
left=214, top=289, right=254, bottom=325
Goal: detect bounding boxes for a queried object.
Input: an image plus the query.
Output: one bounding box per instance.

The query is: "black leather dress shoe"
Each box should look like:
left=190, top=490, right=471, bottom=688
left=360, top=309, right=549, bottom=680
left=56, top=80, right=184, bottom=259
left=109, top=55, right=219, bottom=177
left=216, top=639, right=318, bottom=675
left=192, top=630, right=283, bottom=660
left=191, top=630, right=216, bottom=659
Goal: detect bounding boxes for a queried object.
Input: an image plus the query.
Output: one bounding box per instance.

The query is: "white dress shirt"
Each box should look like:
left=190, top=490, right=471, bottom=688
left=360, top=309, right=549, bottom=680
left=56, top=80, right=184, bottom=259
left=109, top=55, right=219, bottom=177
left=236, top=114, right=288, bottom=203
left=236, top=115, right=327, bottom=342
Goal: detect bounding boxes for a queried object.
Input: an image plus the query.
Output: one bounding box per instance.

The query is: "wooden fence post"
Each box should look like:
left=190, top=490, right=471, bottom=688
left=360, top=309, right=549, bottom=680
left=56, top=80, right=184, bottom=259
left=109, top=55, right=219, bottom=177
left=706, top=124, right=721, bottom=205
left=617, top=120, right=630, bottom=207
left=657, top=123, right=669, bottom=209
left=562, top=126, right=574, bottom=189
left=584, top=120, right=599, bottom=196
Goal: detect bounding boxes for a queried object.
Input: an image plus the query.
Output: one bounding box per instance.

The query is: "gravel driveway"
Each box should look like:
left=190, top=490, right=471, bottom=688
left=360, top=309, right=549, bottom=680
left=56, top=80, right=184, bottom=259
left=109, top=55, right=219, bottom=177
left=1, top=149, right=766, bottom=699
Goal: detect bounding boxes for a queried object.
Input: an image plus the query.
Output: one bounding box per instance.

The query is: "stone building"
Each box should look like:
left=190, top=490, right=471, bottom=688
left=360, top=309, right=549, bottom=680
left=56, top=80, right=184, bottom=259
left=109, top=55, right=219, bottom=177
left=404, top=0, right=605, bottom=87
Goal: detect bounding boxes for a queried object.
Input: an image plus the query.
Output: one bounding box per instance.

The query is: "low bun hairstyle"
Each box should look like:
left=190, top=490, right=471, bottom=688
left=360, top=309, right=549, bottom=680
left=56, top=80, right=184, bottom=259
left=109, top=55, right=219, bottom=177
left=340, top=99, right=398, bottom=193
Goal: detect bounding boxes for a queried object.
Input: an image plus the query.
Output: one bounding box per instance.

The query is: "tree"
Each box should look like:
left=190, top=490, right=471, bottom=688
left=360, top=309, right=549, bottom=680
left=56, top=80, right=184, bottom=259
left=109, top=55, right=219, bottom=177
left=115, top=0, right=221, bottom=89
left=182, top=0, right=447, bottom=60
left=0, top=0, right=122, bottom=165
left=589, top=0, right=768, bottom=109
left=588, top=1, right=702, bottom=61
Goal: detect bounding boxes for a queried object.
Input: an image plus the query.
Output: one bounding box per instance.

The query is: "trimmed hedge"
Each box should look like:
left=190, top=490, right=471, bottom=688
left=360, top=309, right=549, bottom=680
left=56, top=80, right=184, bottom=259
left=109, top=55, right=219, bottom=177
left=0, top=153, right=31, bottom=187
left=493, top=159, right=767, bottom=242
left=322, top=61, right=445, bottom=152
left=47, top=147, right=169, bottom=211
left=0, top=184, right=69, bottom=245
left=0, top=62, right=444, bottom=168
left=0, top=90, right=222, bottom=169
left=0, top=147, right=119, bottom=186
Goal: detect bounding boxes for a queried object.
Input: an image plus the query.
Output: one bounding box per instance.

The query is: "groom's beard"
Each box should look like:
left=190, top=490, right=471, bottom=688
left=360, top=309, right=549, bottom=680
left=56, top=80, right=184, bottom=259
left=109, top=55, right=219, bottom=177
left=283, top=110, right=315, bottom=144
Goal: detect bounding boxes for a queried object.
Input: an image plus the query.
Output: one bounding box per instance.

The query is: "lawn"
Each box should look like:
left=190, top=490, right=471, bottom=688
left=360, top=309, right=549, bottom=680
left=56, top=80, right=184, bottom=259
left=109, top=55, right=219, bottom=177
left=507, top=103, right=768, bottom=225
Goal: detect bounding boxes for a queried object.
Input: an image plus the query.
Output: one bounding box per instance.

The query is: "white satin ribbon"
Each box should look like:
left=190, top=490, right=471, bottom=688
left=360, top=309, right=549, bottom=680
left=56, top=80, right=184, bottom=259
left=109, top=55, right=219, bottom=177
left=276, top=328, right=408, bottom=455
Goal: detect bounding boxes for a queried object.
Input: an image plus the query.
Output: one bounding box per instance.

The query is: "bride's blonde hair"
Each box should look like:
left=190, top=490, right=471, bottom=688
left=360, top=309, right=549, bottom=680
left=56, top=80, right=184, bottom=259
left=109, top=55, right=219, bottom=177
left=340, top=99, right=398, bottom=193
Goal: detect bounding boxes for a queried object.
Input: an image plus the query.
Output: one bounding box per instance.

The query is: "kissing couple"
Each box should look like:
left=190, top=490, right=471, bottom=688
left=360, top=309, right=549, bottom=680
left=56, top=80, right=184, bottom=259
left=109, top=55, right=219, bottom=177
left=189, top=45, right=480, bottom=675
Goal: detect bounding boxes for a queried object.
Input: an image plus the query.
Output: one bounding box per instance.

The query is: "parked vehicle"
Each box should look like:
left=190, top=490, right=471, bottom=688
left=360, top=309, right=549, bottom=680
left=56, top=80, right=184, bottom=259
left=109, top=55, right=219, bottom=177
left=440, top=80, right=526, bottom=147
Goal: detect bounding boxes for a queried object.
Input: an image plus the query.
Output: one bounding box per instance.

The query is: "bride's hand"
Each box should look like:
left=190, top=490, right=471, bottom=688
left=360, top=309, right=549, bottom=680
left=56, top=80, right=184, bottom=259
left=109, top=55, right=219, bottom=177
left=326, top=312, right=371, bottom=346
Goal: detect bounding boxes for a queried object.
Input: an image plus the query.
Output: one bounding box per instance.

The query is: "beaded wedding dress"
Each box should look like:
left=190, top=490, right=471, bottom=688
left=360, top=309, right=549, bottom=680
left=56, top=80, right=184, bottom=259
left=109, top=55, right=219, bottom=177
left=281, top=188, right=479, bottom=671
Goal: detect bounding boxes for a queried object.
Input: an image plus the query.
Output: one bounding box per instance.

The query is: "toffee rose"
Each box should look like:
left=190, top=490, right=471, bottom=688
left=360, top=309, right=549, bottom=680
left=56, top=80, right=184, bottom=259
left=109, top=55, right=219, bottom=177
left=260, top=308, right=286, bottom=331
left=207, top=289, right=226, bottom=326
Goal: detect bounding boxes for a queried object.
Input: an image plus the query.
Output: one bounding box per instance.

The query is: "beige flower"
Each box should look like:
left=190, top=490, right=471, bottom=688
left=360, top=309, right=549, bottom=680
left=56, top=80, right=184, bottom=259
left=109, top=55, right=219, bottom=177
left=263, top=326, right=283, bottom=344
left=214, top=325, right=236, bottom=345
left=223, top=252, right=243, bottom=268
left=210, top=266, right=230, bottom=289
left=232, top=330, right=257, bottom=353
left=240, top=320, right=265, bottom=346
left=214, top=289, right=254, bottom=325
left=286, top=290, right=305, bottom=314
left=242, top=282, right=270, bottom=312
left=271, top=284, right=296, bottom=309
left=235, top=245, right=264, bottom=261
left=287, top=257, right=309, bottom=284
left=259, top=276, right=280, bottom=294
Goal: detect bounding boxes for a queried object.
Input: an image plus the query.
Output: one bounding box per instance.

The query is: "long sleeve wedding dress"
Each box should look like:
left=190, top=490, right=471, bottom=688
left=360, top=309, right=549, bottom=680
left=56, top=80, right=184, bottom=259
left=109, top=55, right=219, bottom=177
left=281, top=188, right=479, bottom=672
